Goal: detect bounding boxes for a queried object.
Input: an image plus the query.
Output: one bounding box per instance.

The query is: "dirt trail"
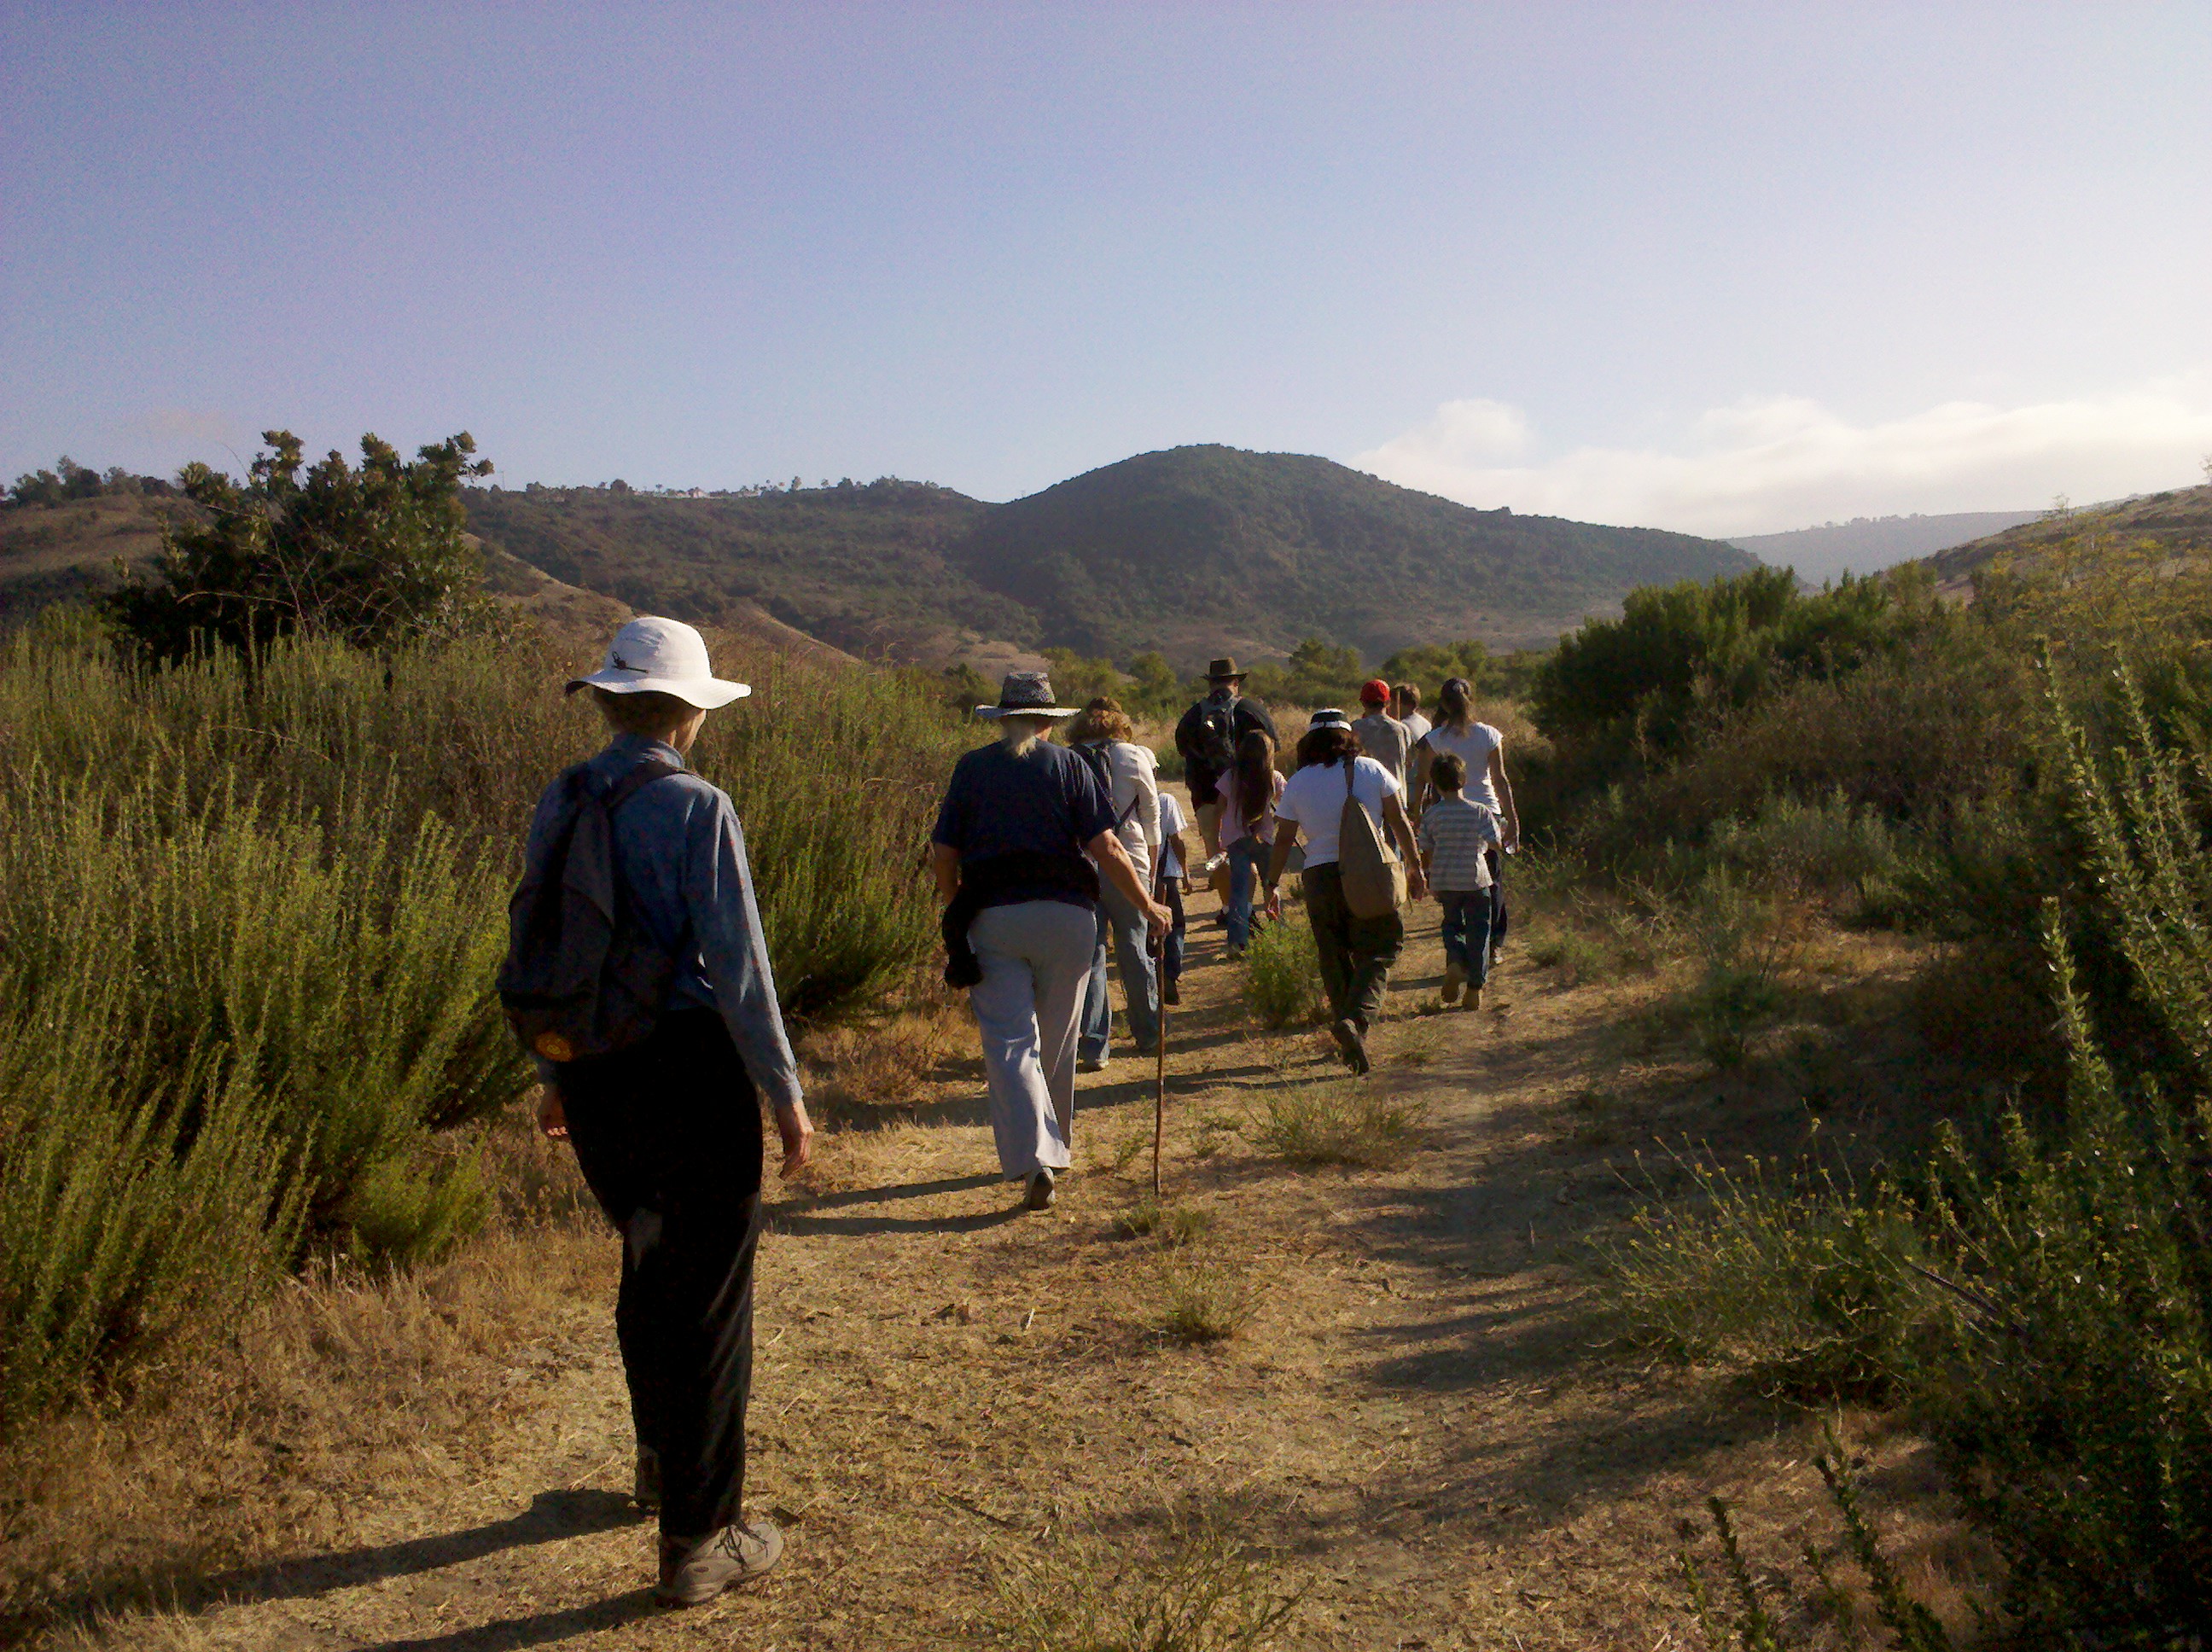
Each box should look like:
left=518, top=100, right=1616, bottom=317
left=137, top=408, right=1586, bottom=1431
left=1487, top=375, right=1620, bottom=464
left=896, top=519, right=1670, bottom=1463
left=73, top=873, right=1871, bottom=1651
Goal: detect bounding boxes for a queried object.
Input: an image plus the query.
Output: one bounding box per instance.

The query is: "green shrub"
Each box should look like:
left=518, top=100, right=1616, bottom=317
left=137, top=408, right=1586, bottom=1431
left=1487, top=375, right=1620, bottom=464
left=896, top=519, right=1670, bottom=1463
left=1602, top=1158, right=1930, bottom=1398
left=0, top=618, right=968, bottom=1434
left=1679, top=878, right=1792, bottom=1068
left=1614, top=666, right=2212, bottom=1641
left=1241, top=911, right=1325, bottom=1028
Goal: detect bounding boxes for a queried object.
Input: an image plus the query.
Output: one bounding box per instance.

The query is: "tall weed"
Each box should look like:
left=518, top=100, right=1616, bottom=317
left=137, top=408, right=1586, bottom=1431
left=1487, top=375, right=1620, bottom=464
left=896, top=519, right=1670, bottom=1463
left=0, top=619, right=967, bottom=1434
left=1242, top=911, right=1325, bottom=1028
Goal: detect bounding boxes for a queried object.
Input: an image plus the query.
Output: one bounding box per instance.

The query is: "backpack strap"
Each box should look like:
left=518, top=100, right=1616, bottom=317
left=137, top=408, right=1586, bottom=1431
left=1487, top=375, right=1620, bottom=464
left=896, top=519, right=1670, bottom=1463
left=600, top=757, right=687, bottom=812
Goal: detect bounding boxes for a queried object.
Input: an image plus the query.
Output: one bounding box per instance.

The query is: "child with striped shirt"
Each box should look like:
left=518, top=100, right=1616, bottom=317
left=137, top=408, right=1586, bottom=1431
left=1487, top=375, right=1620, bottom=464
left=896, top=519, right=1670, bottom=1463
left=1416, top=752, right=1503, bottom=1008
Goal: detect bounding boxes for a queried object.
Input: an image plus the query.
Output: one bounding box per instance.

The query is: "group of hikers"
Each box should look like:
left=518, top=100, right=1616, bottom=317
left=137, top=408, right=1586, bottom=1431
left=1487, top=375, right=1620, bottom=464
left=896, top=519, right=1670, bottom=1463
left=503, top=618, right=1516, bottom=1608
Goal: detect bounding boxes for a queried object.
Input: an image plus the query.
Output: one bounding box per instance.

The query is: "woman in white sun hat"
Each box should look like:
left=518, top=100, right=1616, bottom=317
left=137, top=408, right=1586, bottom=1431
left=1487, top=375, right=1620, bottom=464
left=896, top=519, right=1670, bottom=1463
left=516, top=615, right=812, bottom=1608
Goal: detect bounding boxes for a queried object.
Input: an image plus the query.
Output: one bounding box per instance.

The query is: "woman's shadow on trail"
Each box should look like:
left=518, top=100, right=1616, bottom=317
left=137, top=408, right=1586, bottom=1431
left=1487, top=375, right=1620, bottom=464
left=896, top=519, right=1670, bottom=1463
left=42, top=1490, right=662, bottom=1651
left=768, top=1171, right=1022, bottom=1236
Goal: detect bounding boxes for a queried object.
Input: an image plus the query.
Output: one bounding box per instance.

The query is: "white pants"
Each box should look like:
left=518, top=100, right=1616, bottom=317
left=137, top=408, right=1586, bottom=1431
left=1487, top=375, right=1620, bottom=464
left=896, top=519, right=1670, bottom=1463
left=969, top=900, right=1097, bottom=1179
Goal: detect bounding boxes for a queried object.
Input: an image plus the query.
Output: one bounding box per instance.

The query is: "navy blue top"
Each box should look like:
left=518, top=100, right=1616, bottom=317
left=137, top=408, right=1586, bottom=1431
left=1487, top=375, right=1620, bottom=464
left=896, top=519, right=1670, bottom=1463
left=932, top=738, right=1116, bottom=909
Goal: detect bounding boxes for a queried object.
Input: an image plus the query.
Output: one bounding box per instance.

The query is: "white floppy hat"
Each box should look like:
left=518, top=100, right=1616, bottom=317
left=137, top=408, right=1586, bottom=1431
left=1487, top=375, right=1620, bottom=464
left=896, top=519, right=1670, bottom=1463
left=566, top=616, right=751, bottom=710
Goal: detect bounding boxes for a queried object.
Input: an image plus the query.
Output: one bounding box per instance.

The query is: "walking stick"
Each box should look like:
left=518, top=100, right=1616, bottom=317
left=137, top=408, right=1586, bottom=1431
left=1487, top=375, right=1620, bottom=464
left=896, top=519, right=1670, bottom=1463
left=1149, top=870, right=1169, bottom=1198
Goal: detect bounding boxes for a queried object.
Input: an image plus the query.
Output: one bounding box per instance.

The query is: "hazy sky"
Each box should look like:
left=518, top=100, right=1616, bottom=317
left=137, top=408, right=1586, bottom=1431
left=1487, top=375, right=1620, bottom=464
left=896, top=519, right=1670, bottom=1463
left=5, top=3, right=2209, bottom=535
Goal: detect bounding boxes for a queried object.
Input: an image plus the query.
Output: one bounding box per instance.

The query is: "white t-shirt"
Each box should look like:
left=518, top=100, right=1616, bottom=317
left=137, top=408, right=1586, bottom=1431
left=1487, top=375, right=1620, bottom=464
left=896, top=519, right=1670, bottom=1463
left=1155, top=790, right=1189, bottom=878
left=1274, top=755, right=1402, bottom=870
left=1421, top=722, right=1504, bottom=811
left=1400, top=711, right=1432, bottom=745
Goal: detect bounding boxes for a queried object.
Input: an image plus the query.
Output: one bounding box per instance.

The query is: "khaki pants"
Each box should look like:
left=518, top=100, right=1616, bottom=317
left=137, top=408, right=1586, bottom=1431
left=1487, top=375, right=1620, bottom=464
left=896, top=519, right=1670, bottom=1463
left=1196, top=800, right=1223, bottom=858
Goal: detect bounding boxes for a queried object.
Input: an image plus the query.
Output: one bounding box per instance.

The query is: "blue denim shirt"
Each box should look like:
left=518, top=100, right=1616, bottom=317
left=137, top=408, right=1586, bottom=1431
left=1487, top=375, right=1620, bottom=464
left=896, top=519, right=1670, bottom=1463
left=523, top=733, right=804, bottom=1112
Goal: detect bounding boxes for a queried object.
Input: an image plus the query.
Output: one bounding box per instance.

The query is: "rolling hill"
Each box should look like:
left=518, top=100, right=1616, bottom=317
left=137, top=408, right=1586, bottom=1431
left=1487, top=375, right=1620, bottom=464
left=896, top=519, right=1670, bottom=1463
left=5, top=445, right=1760, bottom=668
left=1928, top=483, right=2212, bottom=592
left=464, top=445, right=1755, bottom=669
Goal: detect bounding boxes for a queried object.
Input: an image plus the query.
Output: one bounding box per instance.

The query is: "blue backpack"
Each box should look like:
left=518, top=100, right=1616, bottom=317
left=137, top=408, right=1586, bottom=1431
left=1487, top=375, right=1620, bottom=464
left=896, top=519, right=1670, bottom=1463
left=497, top=759, right=686, bottom=1065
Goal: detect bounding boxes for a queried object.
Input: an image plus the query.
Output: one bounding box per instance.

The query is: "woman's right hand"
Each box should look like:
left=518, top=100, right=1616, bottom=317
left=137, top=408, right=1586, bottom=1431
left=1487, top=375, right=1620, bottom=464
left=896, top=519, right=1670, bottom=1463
left=535, top=1085, right=569, bottom=1141
left=776, top=1100, right=816, bottom=1179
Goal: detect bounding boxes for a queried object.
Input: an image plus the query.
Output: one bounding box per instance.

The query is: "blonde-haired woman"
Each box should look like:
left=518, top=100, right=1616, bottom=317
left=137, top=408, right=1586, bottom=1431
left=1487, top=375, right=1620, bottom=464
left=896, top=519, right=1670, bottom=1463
left=1068, top=696, right=1163, bottom=1071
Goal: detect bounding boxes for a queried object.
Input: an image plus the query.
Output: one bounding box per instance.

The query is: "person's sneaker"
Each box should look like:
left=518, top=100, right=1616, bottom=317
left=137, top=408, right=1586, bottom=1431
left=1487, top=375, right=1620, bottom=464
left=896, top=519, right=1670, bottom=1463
left=1025, top=1166, right=1057, bottom=1211
left=633, top=1445, right=661, bottom=1513
left=1441, top=960, right=1465, bottom=1007
left=1224, top=946, right=1245, bottom=963
left=656, top=1519, right=785, bottom=1607
left=1078, top=1055, right=1107, bottom=1073
left=1466, top=984, right=1484, bottom=1013
left=1330, top=1018, right=1371, bottom=1076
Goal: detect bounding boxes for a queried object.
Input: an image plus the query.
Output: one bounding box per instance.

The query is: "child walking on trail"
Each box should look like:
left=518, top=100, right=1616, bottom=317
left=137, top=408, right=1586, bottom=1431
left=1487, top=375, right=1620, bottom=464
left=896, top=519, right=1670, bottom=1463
left=515, top=617, right=815, bottom=1610
left=1417, top=751, right=1503, bottom=1009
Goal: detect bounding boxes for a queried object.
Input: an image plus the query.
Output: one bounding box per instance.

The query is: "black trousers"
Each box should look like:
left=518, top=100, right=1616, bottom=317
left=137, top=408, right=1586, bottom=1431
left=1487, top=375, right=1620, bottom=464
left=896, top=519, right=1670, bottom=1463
left=558, top=1010, right=764, bottom=1539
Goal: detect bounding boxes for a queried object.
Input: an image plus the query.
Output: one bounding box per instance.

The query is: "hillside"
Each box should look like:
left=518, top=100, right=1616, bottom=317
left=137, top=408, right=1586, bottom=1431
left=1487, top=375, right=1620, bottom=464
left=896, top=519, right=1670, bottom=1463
left=1929, top=483, right=2212, bottom=591
left=463, top=480, right=1005, bottom=663
left=7, top=448, right=1758, bottom=667
left=1732, top=509, right=2039, bottom=585
left=0, top=492, right=175, bottom=624
left=468, top=446, right=1755, bottom=670
left=952, top=445, right=1753, bottom=662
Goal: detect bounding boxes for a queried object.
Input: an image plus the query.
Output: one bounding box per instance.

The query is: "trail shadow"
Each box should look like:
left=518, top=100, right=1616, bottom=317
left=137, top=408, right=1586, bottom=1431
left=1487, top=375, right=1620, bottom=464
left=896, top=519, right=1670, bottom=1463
left=772, top=1202, right=1023, bottom=1237
left=358, top=1590, right=662, bottom=1651
left=777, top=1172, right=1001, bottom=1213
left=34, top=1490, right=643, bottom=1637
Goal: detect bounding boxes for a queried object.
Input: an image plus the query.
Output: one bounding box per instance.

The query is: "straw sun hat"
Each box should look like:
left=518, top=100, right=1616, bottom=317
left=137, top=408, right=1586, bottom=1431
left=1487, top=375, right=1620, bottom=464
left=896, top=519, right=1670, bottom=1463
left=566, top=617, right=751, bottom=710
left=975, top=670, right=1080, bottom=720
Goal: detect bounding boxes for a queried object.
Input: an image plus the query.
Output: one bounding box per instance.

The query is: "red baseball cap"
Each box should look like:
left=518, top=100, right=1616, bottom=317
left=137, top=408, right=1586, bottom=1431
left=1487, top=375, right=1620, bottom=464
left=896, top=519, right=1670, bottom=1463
left=1359, top=678, right=1391, bottom=706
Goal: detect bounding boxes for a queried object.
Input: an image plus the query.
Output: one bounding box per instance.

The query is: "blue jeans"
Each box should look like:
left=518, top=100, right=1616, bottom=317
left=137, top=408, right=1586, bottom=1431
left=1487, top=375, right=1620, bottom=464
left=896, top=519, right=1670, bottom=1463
left=1225, top=838, right=1269, bottom=951
left=1079, top=886, right=1160, bottom=1062
left=1440, top=889, right=1495, bottom=986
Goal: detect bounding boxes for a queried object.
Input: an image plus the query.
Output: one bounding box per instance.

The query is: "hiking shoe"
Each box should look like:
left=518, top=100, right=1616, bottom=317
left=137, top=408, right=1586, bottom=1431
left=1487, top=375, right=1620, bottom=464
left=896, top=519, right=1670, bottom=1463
left=1330, top=1018, right=1371, bottom=1076
left=656, top=1519, right=785, bottom=1607
left=633, top=1445, right=661, bottom=1513
left=1224, top=946, right=1245, bottom=963
left=1466, top=984, right=1483, bottom=1013
left=1078, top=1056, right=1107, bottom=1074
left=1441, top=960, right=1465, bottom=1007
left=1025, top=1167, right=1057, bottom=1211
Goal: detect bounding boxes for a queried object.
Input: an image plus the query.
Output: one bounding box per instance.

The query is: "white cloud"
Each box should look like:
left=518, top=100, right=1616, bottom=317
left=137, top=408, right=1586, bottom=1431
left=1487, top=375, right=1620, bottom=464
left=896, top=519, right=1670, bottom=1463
left=1353, top=379, right=2212, bottom=537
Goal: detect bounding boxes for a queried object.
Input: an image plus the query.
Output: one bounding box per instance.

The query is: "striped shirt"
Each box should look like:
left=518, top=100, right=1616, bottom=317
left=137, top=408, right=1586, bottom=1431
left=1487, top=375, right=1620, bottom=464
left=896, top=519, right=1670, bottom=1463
left=1417, top=794, right=1501, bottom=893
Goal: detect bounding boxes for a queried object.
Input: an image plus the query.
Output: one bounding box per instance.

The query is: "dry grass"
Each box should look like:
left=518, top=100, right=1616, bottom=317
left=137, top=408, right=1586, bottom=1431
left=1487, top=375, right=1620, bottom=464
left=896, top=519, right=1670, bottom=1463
left=799, top=993, right=972, bottom=1125
left=1254, top=1081, right=1428, bottom=1167
left=990, top=1509, right=1304, bottom=1651
left=0, top=1117, right=610, bottom=1636
left=1116, top=1199, right=1216, bottom=1247
left=1155, top=1254, right=1254, bottom=1343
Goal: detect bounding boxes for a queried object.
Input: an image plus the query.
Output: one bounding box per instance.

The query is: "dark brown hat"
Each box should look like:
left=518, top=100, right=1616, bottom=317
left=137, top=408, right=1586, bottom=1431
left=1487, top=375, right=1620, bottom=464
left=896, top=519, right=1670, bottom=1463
left=1206, top=657, right=1245, bottom=681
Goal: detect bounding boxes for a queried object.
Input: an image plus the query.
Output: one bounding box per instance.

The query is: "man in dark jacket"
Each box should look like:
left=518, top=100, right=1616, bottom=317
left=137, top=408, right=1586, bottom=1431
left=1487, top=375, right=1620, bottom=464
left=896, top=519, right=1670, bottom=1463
left=1173, top=657, right=1280, bottom=857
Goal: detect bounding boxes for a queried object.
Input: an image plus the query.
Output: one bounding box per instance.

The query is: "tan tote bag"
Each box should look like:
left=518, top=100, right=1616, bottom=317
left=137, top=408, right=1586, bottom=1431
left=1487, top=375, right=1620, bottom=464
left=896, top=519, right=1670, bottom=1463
left=1336, top=759, right=1406, bottom=919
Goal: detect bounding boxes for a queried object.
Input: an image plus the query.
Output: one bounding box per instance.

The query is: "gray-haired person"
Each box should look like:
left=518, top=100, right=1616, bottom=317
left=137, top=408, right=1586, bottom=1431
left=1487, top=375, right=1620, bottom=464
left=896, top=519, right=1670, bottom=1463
left=932, top=672, right=1170, bottom=1210
left=521, top=616, right=815, bottom=1608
